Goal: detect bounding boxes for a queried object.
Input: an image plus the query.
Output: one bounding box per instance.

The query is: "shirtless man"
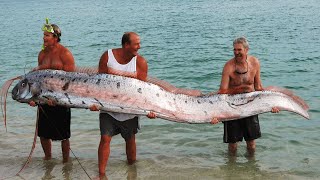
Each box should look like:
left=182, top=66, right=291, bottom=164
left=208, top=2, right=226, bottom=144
left=31, top=19, right=75, bottom=163
left=211, top=37, right=279, bottom=156
left=90, top=32, right=156, bottom=176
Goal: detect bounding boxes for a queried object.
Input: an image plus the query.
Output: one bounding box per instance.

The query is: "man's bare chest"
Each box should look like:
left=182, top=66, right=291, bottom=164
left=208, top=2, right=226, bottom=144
left=40, top=55, right=64, bottom=69
left=230, top=73, right=254, bottom=86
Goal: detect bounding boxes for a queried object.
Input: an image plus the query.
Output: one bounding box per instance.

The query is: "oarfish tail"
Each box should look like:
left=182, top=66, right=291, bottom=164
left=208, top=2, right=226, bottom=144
left=265, top=86, right=309, bottom=111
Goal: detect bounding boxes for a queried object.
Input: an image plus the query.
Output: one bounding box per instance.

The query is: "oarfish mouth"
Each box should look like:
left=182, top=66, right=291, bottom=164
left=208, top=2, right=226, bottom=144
left=11, top=85, right=19, bottom=100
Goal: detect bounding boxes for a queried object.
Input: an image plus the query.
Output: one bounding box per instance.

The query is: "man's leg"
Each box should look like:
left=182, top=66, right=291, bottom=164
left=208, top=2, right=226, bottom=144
left=98, top=135, right=112, bottom=176
left=61, top=139, right=70, bottom=163
left=40, top=137, right=52, bottom=160
left=228, top=143, right=237, bottom=156
left=125, top=135, right=136, bottom=165
left=246, top=140, right=256, bottom=156
left=224, top=120, right=240, bottom=156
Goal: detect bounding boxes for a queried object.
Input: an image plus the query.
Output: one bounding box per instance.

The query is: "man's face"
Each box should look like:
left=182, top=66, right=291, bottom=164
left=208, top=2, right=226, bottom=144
left=233, top=43, right=248, bottom=60
left=43, top=31, right=56, bottom=47
left=125, top=34, right=141, bottom=56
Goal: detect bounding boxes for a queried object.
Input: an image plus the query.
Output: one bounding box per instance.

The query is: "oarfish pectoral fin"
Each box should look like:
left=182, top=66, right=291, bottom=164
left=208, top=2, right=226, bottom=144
left=1, top=76, right=22, bottom=131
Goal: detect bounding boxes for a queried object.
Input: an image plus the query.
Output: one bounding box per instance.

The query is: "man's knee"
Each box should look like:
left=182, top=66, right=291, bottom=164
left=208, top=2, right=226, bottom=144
left=228, top=143, right=237, bottom=153
left=246, top=140, right=256, bottom=151
left=100, top=135, right=112, bottom=144
left=124, top=134, right=136, bottom=144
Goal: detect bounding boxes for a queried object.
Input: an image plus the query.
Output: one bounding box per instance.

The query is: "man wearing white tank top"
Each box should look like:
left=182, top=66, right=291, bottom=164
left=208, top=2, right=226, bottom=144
left=90, top=32, right=156, bottom=176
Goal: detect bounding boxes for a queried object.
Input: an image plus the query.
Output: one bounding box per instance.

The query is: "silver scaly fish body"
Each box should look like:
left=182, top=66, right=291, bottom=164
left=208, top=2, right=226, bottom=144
left=11, top=70, right=310, bottom=123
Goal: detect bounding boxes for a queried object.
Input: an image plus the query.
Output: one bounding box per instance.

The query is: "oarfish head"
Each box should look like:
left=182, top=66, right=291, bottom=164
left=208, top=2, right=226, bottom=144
left=12, top=78, right=41, bottom=103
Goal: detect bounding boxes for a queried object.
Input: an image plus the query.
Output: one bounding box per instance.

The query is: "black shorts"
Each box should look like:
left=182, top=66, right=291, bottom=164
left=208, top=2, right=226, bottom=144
left=99, top=113, right=139, bottom=140
left=223, top=115, right=261, bottom=143
left=37, top=105, right=71, bottom=141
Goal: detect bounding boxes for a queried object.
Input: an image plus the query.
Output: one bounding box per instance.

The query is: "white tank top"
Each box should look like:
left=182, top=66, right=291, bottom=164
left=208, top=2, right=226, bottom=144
left=102, top=49, right=138, bottom=121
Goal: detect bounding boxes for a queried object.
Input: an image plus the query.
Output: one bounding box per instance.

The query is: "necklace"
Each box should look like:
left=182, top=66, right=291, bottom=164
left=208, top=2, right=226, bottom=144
left=235, top=56, right=248, bottom=74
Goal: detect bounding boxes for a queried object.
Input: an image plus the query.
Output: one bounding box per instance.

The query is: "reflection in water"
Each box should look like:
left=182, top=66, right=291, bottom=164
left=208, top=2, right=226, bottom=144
left=92, top=163, right=137, bottom=180
left=220, top=153, right=261, bottom=179
left=62, top=161, right=73, bottom=180
left=42, top=161, right=56, bottom=180
left=127, top=164, right=137, bottom=180
left=97, top=174, right=108, bottom=180
left=41, top=160, right=74, bottom=180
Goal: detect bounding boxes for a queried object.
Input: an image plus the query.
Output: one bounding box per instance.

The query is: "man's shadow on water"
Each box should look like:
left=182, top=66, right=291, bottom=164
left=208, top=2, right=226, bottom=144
left=41, top=160, right=56, bottom=179
left=126, top=164, right=137, bottom=180
left=41, top=159, right=73, bottom=180
left=96, top=163, right=137, bottom=180
left=219, top=152, right=261, bottom=178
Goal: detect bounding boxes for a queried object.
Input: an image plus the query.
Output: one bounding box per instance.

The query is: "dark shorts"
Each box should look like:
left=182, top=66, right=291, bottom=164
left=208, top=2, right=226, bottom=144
left=223, top=115, right=261, bottom=143
left=37, top=105, right=71, bottom=141
left=99, top=113, right=139, bottom=140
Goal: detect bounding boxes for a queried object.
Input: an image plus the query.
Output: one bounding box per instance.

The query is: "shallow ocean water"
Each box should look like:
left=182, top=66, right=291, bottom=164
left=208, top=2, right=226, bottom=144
left=0, top=0, right=319, bottom=179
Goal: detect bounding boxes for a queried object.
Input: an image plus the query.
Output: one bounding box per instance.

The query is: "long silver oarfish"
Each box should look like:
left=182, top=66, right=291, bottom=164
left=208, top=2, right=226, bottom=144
left=6, top=70, right=310, bottom=123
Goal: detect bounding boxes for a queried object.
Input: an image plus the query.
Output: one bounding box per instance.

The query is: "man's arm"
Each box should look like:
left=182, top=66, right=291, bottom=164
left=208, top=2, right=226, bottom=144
left=253, top=58, right=263, bottom=91
left=136, top=55, right=156, bottom=118
left=38, top=51, right=44, bottom=66
left=89, top=51, right=109, bottom=111
left=253, top=58, right=279, bottom=113
left=136, top=55, right=148, bottom=82
left=61, top=49, right=75, bottom=72
left=98, top=51, right=109, bottom=74
left=217, top=62, right=231, bottom=94
left=211, top=61, right=231, bottom=124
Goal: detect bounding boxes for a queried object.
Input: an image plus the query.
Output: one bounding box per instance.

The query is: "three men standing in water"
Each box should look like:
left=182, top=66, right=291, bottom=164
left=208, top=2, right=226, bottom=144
left=28, top=18, right=280, bottom=176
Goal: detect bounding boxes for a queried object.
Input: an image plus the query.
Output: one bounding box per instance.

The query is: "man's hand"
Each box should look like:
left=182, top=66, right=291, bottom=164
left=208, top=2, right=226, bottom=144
left=89, top=104, right=100, bottom=111
left=47, top=99, right=55, bottom=106
left=271, top=107, right=280, bottom=113
left=147, top=111, right=156, bottom=119
left=29, top=101, right=37, bottom=107
left=32, top=67, right=39, bottom=71
left=210, top=117, right=220, bottom=124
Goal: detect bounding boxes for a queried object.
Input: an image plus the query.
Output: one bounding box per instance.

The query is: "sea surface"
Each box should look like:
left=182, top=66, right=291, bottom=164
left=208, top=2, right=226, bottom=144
left=0, top=0, right=319, bottom=179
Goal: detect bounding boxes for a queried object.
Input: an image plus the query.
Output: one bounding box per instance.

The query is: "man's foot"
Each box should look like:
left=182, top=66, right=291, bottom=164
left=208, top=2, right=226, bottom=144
left=99, top=172, right=107, bottom=178
left=63, top=157, right=69, bottom=163
left=92, top=174, right=108, bottom=180
left=43, top=156, right=52, bottom=160
left=127, top=159, right=136, bottom=165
